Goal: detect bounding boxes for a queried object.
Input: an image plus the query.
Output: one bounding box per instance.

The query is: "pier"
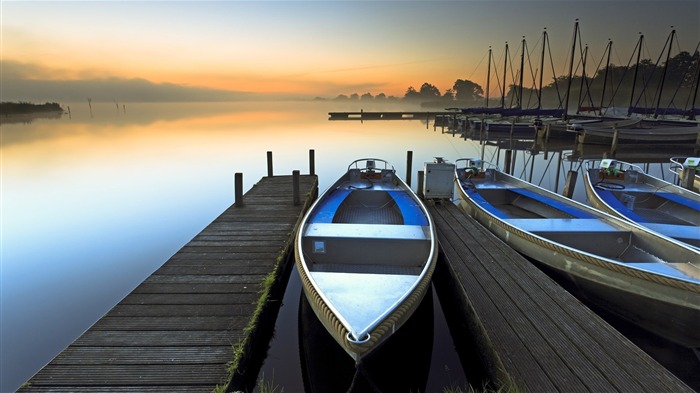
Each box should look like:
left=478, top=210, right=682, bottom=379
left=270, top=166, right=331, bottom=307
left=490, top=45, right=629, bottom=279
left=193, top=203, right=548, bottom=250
left=18, top=169, right=319, bottom=393
left=18, top=152, right=693, bottom=392
left=328, top=110, right=456, bottom=121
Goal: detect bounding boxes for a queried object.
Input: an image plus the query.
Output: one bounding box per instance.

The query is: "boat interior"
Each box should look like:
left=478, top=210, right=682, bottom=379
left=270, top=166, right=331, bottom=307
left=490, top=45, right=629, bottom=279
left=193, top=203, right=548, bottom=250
left=302, top=173, right=431, bottom=275
left=464, top=181, right=681, bottom=263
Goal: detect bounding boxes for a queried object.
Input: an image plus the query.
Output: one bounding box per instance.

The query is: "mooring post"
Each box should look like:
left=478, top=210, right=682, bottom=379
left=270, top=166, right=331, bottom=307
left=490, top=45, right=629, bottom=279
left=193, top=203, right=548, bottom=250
left=234, top=172, right=243, bottom=207
left=504, top=150, right=513, bottom=175
left=293, top=170, right=300, bottom=205
left=417, top=170, right=425, bottom=198
left=309, top=149, right=316, bottom=175
left=267, top=151, right=273, bottom=177
left=680, top=167, right=695, bottom=190
left=562, top=170, right=578, bottom=198
left=610, top=127, right=619, bottom=158
left=406, top=151, right=413, bottom=187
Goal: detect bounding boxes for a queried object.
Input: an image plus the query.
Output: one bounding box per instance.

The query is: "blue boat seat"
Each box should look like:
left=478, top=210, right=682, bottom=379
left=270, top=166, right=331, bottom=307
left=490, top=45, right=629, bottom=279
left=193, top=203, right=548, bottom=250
left=388, top=191, right=429, bottom=225
left=509, top=188, right=596, bottom=218
left=309, top=189, right=352, bottom=223
left=656, top=192, right=700, bottom=212
left=503, top=218, right=619, bottom=233
left=594, top=189, right=648, bottom=223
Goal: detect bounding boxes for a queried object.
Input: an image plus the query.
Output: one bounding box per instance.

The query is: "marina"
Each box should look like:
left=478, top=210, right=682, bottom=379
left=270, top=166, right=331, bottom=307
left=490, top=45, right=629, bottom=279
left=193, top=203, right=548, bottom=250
left=17, top=150, right=697, bottom=392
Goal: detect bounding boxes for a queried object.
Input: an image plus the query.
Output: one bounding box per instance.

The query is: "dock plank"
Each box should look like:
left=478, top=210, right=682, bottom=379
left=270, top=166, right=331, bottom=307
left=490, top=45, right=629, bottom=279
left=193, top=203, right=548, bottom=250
left=430, top=202, right=693, bottom=392
left=18, top=175, right=318, bottom=392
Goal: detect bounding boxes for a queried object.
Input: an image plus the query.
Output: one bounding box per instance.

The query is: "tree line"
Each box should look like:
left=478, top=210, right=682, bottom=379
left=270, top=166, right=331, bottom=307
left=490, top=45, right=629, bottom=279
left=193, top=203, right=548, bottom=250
left=332, top=50, right=700, bottom=110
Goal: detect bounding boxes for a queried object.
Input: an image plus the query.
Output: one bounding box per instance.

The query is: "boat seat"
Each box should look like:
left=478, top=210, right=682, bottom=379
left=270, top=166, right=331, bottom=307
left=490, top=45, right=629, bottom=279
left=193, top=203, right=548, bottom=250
left=309, top=189, right=353, bottom=223
left=655, top=192, right=700, bottom=211
left=509, top=188, right=596, bottom=218
left=503, top=218, right=619, bottom=233
left=594, top=189, right=648, bottom=223
left=387, top=191, right=429, bottom=225
left=303, top=223, right=431, bottom=267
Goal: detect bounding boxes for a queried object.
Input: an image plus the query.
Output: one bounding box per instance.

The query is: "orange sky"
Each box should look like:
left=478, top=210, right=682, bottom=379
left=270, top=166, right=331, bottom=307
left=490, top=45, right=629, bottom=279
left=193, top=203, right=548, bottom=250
left=2, top=1, right=698, bottom=101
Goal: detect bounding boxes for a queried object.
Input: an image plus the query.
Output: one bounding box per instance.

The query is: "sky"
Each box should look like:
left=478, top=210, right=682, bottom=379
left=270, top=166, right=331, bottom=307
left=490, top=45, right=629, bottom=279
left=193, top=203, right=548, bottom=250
left=1, top=0, right=699, bottom=102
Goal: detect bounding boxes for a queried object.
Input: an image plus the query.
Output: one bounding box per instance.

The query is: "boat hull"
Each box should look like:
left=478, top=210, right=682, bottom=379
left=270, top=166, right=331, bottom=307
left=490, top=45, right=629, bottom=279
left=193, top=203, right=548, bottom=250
left=583, top=161, right=700, bottom=249
left=295, top=159, right=437, bottom=361
left=454, top=167, right=700, bottom=348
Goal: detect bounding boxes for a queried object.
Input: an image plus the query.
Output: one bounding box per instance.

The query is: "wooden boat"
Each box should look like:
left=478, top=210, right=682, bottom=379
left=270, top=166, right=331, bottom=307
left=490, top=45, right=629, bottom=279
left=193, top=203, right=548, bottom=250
left=454, top=158, right=700, bottom=348
left=295, top=158, right=437, bottom=362
left=670, top=156, right=700, bottom=193
left=583, top=159, right=700, bottom=250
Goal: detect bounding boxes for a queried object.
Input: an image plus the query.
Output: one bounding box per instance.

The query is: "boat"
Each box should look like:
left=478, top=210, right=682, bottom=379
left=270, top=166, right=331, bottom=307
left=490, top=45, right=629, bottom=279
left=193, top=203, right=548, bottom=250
left=576, top=122, right=700, bottom=145
left=454, top=158, right=700, bottom=348
left=295, top=158, right=437, bottom=362
left=583, top=159, right=700, bottom=249
left=670, top=156, right=700, bottom=193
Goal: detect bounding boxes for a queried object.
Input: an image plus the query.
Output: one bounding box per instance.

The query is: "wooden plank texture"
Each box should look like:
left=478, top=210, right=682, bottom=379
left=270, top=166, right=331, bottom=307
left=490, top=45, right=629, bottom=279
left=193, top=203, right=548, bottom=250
left=18, top=175, right=318, bottom=392
left=429, top=202, right=693, bottom=392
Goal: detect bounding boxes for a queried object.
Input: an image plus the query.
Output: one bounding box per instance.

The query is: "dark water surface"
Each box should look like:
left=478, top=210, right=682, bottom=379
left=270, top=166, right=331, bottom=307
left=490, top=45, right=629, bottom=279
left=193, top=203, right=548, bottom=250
left=3, top=101, right=697, bottom=392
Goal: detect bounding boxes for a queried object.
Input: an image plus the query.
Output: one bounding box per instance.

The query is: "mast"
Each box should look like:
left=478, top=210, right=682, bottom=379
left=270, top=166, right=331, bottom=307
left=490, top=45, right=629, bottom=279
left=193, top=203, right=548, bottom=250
left=486, top=46, right=492, bottom=108
left=627, top=33, right=644, bottom=116
left=600, top=39, right=613, bottom=115
left=519, top=36, right=525, bottom=109
left=501, top=42, right=509, bottom=108
left=654, top=28, right=676, bottom=118
left=577, top=44, right=589, bottom=114
left=690, top=49, right=700, bottom=120
left=564, top=19, right=579, bottom=120
left=537, top=28, right=547, bottom=109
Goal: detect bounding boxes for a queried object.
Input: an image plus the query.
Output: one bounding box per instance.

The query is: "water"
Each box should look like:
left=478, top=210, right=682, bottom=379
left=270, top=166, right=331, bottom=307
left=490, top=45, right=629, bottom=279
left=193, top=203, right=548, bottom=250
left=2, top=101, right=697, bottom=392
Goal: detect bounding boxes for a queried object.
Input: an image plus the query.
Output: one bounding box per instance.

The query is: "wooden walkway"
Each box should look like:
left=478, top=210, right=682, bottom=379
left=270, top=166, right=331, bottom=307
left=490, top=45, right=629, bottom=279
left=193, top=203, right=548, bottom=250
left=328, top=111, right=455, bottom=121
left=19, top=175, right=318, bottom=393
left=429, top=202, right=693, bottom=392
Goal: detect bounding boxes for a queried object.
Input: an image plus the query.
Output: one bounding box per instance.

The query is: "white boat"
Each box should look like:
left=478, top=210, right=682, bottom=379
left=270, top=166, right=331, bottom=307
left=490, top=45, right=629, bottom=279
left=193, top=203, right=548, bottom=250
left=454, top=158, right=700, bottom=348
left=583, top=159, right=700, bottom=249
left=295, top=158, right=437, bottom=362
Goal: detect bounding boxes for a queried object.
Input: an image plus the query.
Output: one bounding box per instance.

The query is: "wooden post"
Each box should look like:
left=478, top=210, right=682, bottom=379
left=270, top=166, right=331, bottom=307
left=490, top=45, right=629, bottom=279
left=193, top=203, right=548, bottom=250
left=309, top=149, right=316, bottom=175
left=504, top=150, right=513, bottom=175
left=417, top=170, right=425, bottom=198
left=610, top=127, right=619, bottom=158
left=680, top=168, right=695, bottom=190
left=234, top=172, right=243, bottom=207
left=406, top=151, right=413, bottom=187
left=562, top=170, right=578, bottom=198
left=293, top=170, right=300, bottom=205
left=267, top=151, right=273, bottom=177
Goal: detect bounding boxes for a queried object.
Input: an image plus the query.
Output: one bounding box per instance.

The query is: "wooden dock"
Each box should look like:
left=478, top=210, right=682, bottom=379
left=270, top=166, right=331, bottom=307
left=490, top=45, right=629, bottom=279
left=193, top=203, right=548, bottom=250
left=428, top=201, right=693, bottom=392
left=18, top=174, right=318, bottom=393
left=328, top=110, right=456, bottom=121
left=17, top=160, right=693, bottom=392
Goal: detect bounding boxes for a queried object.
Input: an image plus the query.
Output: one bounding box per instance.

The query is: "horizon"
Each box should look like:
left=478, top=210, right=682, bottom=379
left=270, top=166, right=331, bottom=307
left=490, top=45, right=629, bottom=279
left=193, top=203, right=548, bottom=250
left=2, top=1, right=699, bottom=103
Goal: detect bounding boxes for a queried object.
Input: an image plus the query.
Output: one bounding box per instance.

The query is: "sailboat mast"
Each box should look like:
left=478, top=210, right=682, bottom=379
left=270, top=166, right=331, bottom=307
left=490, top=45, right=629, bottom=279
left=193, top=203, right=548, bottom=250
left=628, top=33, right=644, bottom=116
left=486, top=46, right=492, bottom=108
left=577, top=44, right=589, bottom=114
left=600, top=39, right=613, bottom=114
left=538, top=28, right=547, bottom=109
left=501, top=42, right=509, bottom=108
left=564, top=19, right=579, bottom=120
left=689, top=50, right=700, bottom=120
left=654, top=28, right=676, bottom=118
left=519, top=36, right=525, bottom=109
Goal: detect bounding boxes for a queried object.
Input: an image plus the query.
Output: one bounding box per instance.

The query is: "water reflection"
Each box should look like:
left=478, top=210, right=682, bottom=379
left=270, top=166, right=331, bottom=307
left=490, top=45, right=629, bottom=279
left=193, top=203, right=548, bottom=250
left=298, top=286, right=434, bottom=393
left=3, top=101, right=698, bottom=392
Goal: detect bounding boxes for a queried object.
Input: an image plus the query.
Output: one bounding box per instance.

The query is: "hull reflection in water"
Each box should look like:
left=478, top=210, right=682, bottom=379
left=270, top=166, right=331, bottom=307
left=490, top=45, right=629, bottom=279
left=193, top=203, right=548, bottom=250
left=298, top=286, right=434, bottom=393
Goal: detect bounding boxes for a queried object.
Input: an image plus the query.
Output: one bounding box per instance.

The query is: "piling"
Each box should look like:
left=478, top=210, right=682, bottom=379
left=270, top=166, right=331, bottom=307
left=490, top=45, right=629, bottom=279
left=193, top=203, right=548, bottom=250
left=309, top=149, right=316, bottom=176
left=406, top=151, right=413, bottom=186
left=562, top=170, right=578, bottom=198
left=267, top=151, right=274, bottom=177
left=235, top=172, right=243, bottom=206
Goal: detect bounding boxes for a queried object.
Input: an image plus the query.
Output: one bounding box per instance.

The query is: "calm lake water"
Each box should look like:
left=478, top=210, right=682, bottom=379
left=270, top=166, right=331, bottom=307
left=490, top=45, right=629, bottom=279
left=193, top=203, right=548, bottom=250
left=2, top=101, right=697, bottom=392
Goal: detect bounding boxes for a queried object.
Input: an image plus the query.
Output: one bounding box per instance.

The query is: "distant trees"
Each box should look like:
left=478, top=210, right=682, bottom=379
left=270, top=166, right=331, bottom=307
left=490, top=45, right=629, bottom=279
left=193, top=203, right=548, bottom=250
left=331, top=49, right=699, bottom=110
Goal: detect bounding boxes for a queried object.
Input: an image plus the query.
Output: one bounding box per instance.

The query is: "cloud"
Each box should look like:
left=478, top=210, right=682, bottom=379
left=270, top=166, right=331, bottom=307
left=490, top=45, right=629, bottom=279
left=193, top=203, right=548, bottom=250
left=0, top=60, right=266, bottom=102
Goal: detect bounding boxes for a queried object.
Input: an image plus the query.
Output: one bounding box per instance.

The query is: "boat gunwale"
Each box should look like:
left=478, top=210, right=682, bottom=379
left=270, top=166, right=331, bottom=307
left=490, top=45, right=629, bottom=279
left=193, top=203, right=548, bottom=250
left=295, top=159, right=438, bottom=359
left=453, top=161, right=700, bottom=292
